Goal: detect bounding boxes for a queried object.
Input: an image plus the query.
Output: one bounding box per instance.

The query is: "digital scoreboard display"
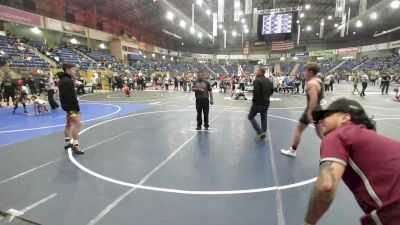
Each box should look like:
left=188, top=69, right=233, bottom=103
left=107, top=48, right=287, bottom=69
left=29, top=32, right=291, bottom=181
left=261, top=13, right=293, bottom=35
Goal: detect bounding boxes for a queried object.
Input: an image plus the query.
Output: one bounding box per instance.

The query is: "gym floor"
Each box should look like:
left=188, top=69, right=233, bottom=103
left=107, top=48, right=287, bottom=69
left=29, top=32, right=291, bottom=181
left=0, top=83, right=399, bottom=225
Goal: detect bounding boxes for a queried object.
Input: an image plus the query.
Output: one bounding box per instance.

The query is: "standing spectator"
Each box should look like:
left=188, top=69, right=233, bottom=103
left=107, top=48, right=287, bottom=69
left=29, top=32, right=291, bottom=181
left=192, top=72, right=213, bottom=130
left=360, top=72, right=369, bottom=97
left=27, top=75, right=36, bottom=95
left=295, top=75, right=301, bottom=93
left=301, top=75, right=306, bottom=93
left=1, top=76, right=18, bottom=106
left=58, top=64, right=84, bottom=154
left=45, top=74, right=60, bottom=110
left=174, top=76, right=179, bottom=91
left=239, top=76, right=245, bottom=91
left=381, top=74, right=390, bottom=95
left=248, top=68, right=274, bottom=140
left=164, top=76, right=169, bottom=91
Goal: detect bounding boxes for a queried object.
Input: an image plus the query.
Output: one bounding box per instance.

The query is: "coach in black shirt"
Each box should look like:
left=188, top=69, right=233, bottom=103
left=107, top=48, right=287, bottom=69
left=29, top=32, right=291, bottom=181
left=248, top=68, right=274, bottom=140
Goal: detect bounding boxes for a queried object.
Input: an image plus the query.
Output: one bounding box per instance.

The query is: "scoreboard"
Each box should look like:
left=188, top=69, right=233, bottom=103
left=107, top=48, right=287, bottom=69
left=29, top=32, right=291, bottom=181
left=261, top=13, right=293, bottom=35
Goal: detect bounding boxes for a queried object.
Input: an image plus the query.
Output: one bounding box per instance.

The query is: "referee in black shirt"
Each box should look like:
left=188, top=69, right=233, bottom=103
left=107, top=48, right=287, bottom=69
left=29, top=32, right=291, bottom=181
left=248, top=68, right=274, bottom=140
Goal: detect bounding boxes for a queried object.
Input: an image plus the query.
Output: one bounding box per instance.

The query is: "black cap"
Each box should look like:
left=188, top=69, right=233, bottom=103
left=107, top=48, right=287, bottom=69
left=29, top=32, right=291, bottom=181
left=313, top=98, right=365, bottom=121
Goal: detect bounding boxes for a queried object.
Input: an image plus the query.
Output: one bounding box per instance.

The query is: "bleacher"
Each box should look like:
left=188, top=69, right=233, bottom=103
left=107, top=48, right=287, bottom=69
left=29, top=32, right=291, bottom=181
left=225, top=64, right=237, bottom=75
left=281, top=63, right=295, bottom=74
left=0, top=36, right=49, bottom=68
left=209, top=64, right=225, bottom=74
left=243, top=64, right=254, bottom=74
left=320, top=60, right=341, bottom=73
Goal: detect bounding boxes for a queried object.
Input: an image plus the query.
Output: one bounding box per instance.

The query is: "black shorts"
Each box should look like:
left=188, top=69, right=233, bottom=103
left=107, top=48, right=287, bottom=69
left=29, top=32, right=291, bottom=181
left=299, top=107, right=321, bottom=125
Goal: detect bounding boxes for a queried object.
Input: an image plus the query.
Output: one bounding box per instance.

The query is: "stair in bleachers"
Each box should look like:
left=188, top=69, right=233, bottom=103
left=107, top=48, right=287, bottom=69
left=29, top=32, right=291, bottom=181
left=291, top=63, right=299, bottom=75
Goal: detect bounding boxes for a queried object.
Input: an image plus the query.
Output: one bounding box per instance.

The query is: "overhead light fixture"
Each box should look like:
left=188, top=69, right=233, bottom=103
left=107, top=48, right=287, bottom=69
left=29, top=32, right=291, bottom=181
left=152, top=53, right=155, bottom=58
left=337, top=6, right=342, bottom=11
left=30, top=27, right=41, bottom=34
left=370, top=12, right=378, bottom=20
left=321, top=21, right=325, bottom=26
left=238, top=11, right=243, bottom=16
left=316, top=33, right=319, bottom=36
left=166, top=11, right=174, bottom=20
left=296, top=20, right=300, bottom=23
left=232, top=30, right=237, bottom=36
left=356, top=20, right=363, bottom=28
left=198, top=32, right=203, bottom=38
left=300, top=13, right=305, bottom=18
left=206, top=9, right=211, bottom=15
left=180, top=20, right=186, bottom=28
left=334, top=23, right=339, bottom=27
left=328, top=15, right=333, bottom=20
left=241, top=18, right=246, bottom=23
left=171, top=57, right=174, bottom=61
left=293, top=56, right=298, bottom=60
left=190, top=26, right=195, bottom=34
left=218, top=24, right=223, bottom=29
left=139, top=51, right=142, bottom=55
left=305, top=4, right=311, bottom=10
left=99, top=43, right=106, bottom=49
left=280, top=57, right=285, bottom=61
left=244, top=29, right=249, bottom=33
left=390, top=0, right=400, bottom=8
left=181, top=42, right=184, bottom=46
left=162, top=55, right=166, bottom=59
left=196, top=0, right=203, bottom=6
left=353, top=32, right=356, bottom=35
left=70, top=38, right=78, bottom=44
left=223, top=30, right=226, bottom=33
left=143, top=55, right=147, bottom=58
left=306, top=25, right=312, bottom=31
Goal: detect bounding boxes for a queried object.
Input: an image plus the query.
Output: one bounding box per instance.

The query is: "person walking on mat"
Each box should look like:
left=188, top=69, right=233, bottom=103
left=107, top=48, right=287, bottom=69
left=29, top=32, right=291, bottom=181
left=192, top=72, right=213, bottom=131
left=303, top=98, right=400, bottom=225
left=247, top=68, right=274, bottom=140
left=281, top=62, right=324, bottom=157
left=59, top=64, right=84, bottom=154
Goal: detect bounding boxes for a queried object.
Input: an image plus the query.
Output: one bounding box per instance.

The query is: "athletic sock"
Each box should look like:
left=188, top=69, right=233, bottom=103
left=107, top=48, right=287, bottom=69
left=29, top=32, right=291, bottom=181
left=291, top=145, right=297, bottom=151
left=65, top=138, right=71, bottom=146
left=73, top=140, right=79, bottom=146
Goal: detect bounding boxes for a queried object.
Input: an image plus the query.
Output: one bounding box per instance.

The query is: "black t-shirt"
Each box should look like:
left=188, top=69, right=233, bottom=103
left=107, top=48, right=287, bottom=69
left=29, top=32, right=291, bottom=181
left=382, top=75, right=390, bottom=83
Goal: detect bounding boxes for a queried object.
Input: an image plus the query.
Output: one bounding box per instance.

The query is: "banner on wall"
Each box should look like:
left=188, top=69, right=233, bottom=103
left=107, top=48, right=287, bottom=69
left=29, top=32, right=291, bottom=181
left=290, top=52, right=309, bottom=57
left=336, top=47, right=359, bottom=54
left=216, top=55, right=229, bottom=59
left=389, top=40, right=400, bottom=49
left=155, top=46, right=167, bottom=54
left=310, top=49, right=336, bottom=56
left=230, top=55, right=247, bottom=59
left=169, top=50, right=179, bottom=56
left=254, top=41, right=267, bottom=47
left=234, top=0, right=241, bottom=22
left=180, top=52, right=193, bottom=58
left=139, top=42, right=155, bottom=52
left=213, top=13, right=218, bottom=36
left=46, top=18, right=87, bottom=36
left=195, top=54, right=212, bottom=59
left=361, top=43, right=388, bottom=52
left=0, top=5, right=43, bottom=27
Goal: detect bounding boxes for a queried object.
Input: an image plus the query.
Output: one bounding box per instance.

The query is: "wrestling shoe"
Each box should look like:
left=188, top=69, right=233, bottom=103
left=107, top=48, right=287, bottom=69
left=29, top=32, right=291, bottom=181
left=281, top=147, right=297, bottom=157
left=64, top=143, right=73, bottom=150
left=72, top=145, right=84, bottom=154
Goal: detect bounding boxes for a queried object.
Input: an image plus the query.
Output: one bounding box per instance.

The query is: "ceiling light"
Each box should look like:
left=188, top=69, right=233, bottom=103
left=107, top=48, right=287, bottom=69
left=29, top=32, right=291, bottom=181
left=143, top=55, right=147, bottom=58
left=232, top=30, right=237, bottom=36
left=196, top=0, right=203, bottom=6
left=171, top=57, right=174, bottom=61
left=198, top=32, right=203, bottom=38
left=218, top=24, right=223, bottom=29
left=206, top=9, right=211, bottom=15
left=181, top=42, right=184, bottom=46
left=238, top=11, right=243, bottom=16
left=243, top=24, right=247, bottom=28
left=70, top=38, right=78, bottom=44
left=180, top=20, right=186, bottom=28
left=293, top=56, right=298, bottom=60
left=390, top=0, right=400, bottom=8
left=321, top=22, right=324, bottom=26
left=280, top=57, right=285, bottom=61
left=152, top=53, right=155, bottom=57
left=190, top=26, right=195, bottom=34
left=334, top=23, right=339, bottom=27
left=306, top=25, right=312, bottom=31
left=337, top=6, right=342, bottom=11
left=244, top=29, right=249, bottom=33
left=99, top=43, right=106, bottom=49
left=166, top=11, right=174, bottom=20
left=162, top=55, right=166, bottom=59
left=356, top=20, right=363, bottom=28
left=370, top=12, right=378, bottom=20
left=353, top=32, right=356, bottom=35
left=299, top=13, right=305, bottom=18
left=30, top=27, right=41, bottom=34
left=328, top=15, right=333, bottom=20
left=139, top=51, right=142, bottom=55
left=316, top=33, right=319, bottom=36
left=305, top=4, right=311, bottom=10
left=241, top=18, right=246, bottom=23
left=296, top=20, right=300, bottom=23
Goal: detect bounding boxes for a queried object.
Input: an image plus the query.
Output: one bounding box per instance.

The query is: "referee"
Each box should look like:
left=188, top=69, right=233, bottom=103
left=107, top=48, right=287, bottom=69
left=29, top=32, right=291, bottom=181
left=192, top=72, right=213, bottom=130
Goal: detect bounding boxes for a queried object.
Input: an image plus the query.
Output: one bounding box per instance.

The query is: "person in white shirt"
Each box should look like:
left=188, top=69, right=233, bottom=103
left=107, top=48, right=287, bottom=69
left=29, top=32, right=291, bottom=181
left=360, top=73, right=369, bottom=96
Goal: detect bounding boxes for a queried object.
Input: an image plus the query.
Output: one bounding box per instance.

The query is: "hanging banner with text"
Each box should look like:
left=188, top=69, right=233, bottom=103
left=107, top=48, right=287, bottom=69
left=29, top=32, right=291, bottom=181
left=245, top=0, right=253, bottom=14
left=0, top=5, right=43, bottom=27
left=336, top=47, right=359, bottom=54
left=213, top=13, right=218, bottom=36
left=310, top=49, right=336, bottom=56
left=218, top=0, right=225, bottom=23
